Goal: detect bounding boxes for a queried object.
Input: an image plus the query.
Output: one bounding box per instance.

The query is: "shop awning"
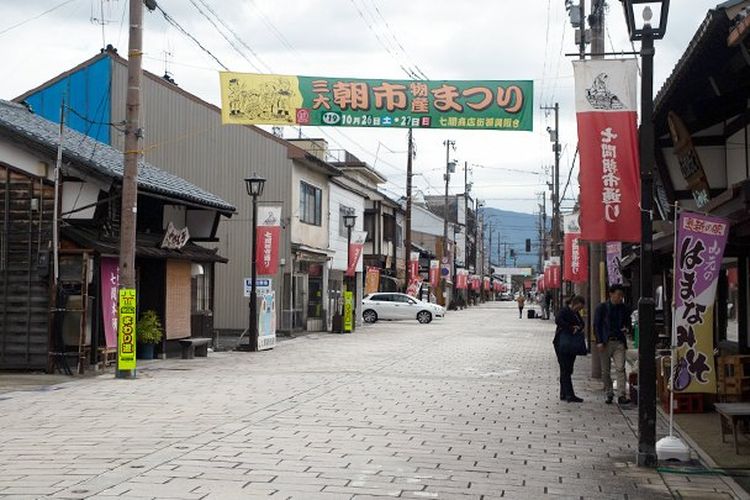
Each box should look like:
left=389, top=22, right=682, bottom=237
left=61, top=225, right=228, bottom=263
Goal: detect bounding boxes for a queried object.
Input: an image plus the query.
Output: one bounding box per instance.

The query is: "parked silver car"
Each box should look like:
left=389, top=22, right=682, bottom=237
left=362, top=292, right=445, bottom=324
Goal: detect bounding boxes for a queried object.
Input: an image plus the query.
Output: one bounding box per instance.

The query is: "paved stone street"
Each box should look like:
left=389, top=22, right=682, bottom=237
left=0, top=302, right=742, bottom=499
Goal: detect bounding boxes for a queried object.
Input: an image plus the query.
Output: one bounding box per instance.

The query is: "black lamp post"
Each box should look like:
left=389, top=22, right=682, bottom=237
left=620, top=0, right=669, bottom=468
left=343, top=212, right=357, bottom=332
left=243, top=173, right=266, bottom=352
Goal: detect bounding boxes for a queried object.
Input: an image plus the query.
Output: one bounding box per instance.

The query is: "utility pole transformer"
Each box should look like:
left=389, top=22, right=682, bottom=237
left=117, top=0, right=145, bottom=379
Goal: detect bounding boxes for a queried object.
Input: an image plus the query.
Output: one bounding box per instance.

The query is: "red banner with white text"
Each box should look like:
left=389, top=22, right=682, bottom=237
left=429, top=260, right=440, bottom=285
left=346, top=230, right=367, bottom=277
left=409, top=252, right=420, bottom=283
left=456, top=270, right=468, bottom=289
left=255, top=205, right=282, bottom=275
left=574, top=59, right=641, bottom=242
left=563, top=212, right=588, bottom=283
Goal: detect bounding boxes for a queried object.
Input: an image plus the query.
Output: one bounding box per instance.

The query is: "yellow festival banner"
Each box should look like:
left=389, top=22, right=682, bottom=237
left=219, top=72, right=533, bottom=131
left=117, top=288, right=136, bottom=371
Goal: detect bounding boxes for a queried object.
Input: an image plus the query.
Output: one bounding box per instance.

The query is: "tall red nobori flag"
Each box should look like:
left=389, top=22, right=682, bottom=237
left=345, top=230, right=368, bottom=277
left=563, top=212, right=588, bottom=283
left=574, top=59, right=641, bottom=242
left=255, top=205, right=282, bottom=275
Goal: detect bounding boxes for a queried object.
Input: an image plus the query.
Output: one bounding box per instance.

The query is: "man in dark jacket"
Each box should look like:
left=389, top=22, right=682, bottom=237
left=594, top=284, right=631, bottom=405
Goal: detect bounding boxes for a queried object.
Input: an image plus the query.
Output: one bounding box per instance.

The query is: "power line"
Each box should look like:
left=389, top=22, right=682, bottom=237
left=367, top=0, right=429, bottom=79
left=154, top=3, right=229, bottom=70
left=348, top=0, right=421, bottom=79
left=0, top=0, right=80, bottom=37
left=192, top=0, right=271, bottom=72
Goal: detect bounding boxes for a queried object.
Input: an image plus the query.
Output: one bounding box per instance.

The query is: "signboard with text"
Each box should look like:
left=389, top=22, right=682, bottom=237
left=117, top=288, right=136, bottom=371
left=220, top=72, right=533, bottom=131
left=672, top=212, right=729, bottom=394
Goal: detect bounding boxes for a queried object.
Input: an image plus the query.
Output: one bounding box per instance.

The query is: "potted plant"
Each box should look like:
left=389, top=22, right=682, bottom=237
left=136, top=310, right=164, bottom=360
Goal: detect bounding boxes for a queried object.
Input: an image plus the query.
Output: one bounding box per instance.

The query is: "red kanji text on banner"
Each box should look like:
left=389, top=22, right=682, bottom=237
left=573, top=59, right=641, bottom=243
left=255, top=205, right=282, bottom=275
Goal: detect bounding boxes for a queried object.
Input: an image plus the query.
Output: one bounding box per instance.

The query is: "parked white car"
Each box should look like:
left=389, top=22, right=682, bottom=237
left=362, top=292, right=445, bottom=324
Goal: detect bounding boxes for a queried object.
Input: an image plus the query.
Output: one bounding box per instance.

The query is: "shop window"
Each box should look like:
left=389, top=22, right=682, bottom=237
left=383, top=213, right=396, bottom=242
left=299, top=181, right=322, bottom=226
left=195, top=265, right=212, bottom=312
left=364, top=210, right=375, bottom=242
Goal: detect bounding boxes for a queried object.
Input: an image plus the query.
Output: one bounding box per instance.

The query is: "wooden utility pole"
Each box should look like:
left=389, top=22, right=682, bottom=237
left=117, top=0, right=144, bottom=379
left=589, top=0, right=606, bottom=379
left=404, top=128, right=414, bottom=287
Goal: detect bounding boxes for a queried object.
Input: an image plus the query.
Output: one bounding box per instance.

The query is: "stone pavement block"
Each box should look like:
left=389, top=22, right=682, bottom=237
left=0, top=303, right=741, bottom=499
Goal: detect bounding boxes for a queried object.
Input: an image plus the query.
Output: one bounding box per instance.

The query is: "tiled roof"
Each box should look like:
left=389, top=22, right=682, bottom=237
left=0, top=99, right=235, bottom=214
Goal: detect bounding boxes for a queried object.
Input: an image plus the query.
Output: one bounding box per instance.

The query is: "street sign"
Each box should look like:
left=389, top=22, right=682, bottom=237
left=492, top=267, right=533, bottom=276
left=243, top=278, right=272, bottom=297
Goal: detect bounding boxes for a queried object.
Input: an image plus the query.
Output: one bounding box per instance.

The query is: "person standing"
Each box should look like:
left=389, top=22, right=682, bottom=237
left=594, top=284, right=632, bottom=405
left=516, top=293, right=526, bottom=318
left=553, top=295, right=586, bottom=402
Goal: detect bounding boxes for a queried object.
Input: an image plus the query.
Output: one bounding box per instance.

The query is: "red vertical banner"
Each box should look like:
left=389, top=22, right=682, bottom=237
left=409, top=252, right=420, bottom=283
left=429, top=259, right=440, bottom=285
left=456, top=269, right=468, bottom=289
left=548, top=257, right=561, bottom=289
left=255, top=205, right=282, bottom=275
left=574, top=59, right=641, bottom=243
left=346, top=230, right=367, bottom=277
left=563, top=212, right=588, bottom=283
left=483, top=277, right=490, bottom=291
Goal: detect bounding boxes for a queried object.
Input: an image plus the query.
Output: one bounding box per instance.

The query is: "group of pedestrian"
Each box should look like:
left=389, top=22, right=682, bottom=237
left=552, top=284, right=631, bottom=404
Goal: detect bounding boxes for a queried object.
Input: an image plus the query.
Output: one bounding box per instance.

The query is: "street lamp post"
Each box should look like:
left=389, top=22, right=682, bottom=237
left=343, top=212, right=357, bottom=332
left=620, top=0, right=670, bottom=468
left=243, top=173, right=266, bottom=352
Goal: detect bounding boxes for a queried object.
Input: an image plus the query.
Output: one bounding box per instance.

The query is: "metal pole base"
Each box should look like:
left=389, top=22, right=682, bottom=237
left=636, top=450, right=658, bottom=467
left=115, top=369, right=136, bottom=379
left=235, top=344, right=254, bottom=352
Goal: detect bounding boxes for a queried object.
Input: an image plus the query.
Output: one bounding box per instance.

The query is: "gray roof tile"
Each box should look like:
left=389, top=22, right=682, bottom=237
left=0, top=99, right=235, bottom=213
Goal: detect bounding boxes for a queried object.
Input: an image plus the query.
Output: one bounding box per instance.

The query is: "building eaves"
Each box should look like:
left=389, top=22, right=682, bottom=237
left=0, top=100, right=235, bottom=214
left=654, top=7, right=732, bottom=118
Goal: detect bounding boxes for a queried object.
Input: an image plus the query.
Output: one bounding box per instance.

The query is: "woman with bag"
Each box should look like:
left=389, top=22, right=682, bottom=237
left=553, top=295, right=587, bottom=403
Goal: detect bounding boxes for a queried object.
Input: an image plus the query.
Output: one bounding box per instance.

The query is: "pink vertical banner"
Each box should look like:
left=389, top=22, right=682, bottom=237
left=606, top=241, right=624, bottom=286
left=672, top=212, right=729, bottom=393
left=100, top=257, right=120, bottom=348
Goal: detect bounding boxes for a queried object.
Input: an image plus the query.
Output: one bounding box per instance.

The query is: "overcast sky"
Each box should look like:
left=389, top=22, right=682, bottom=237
left=0, top=0, right=724, bottom=221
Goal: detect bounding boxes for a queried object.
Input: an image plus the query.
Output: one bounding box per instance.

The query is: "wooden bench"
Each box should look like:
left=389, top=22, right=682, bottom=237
left=716, top=402, right=750, bottom=454
left=179, top=338, right=212, bottom=359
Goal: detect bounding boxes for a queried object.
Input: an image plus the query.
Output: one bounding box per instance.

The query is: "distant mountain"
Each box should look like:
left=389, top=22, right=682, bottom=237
left=481, top=207, right=548, bottom=272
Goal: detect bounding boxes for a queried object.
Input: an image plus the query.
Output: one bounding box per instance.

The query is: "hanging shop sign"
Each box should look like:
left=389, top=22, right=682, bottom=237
left=605, top=241, right=624, bottom=286
left=673, top=212, right=729, bottom=394
left=220, top=72, right=533, bottom=131
left=161, top=222, right=190, bottom=250
left=346, top=230, right=367, bottom=277
left=563, top=212, right=588, bottom=283
left=117, top=288, right=136, bottom=371
left=255, top=205, right=282, bottom=275
left=667, top=111, right=712, bottom=208
left=573, top=59, right=641, bottom=242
